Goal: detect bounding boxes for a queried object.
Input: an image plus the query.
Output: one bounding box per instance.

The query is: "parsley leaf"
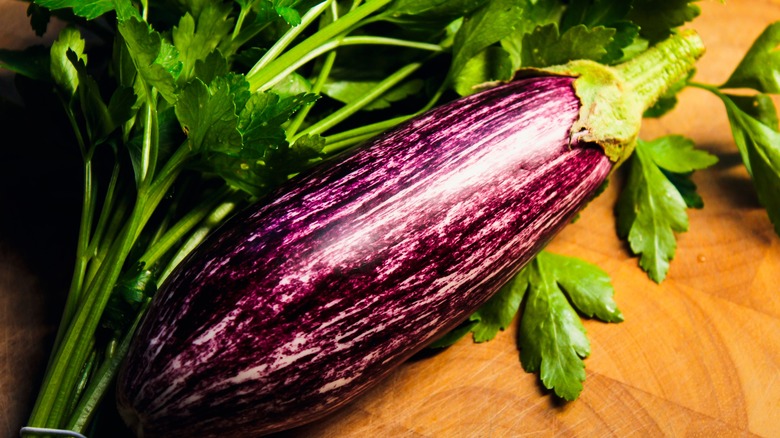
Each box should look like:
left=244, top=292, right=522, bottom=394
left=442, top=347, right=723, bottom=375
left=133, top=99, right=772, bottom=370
left=521, top=23, right=615, bottom=67
left=175, top=77, right=242, bottom=153
left=627, top=0, right=701, bottom=43
left=718, top=94, right=780, bottom=235
left=727, top=94, right=779, bottom=130
left=616, top=136, right=716, bottom=282
left=449, top=0, right=525, bottom=95
left=722, top=21, right=780, bottom=93
left=0, top=45, right=50, bottom=82
left=179, top=73, right=319, bottom=196
left=453, top=46, right=514, bottom=95
left=640, top=134, right=718, bottom=173
left=171, top=3, right=235, bottom=83
left=66, top=50, right=116, bottom=145
left=470, top=268, right=529, bottom=342
left=118, top=17, right=182, bottom=103
left=559, top=0, right=631, bottom=31
left=499, top=0, right=564, bottom=70
left=32, top=0, right=115, bottom=20
left=383, top=0, right=489, bottom=23
left=431, top=251, right=621, bottom=400
left=519, top=251, right=620, bottom=400
left=50, top=26, right=86, bottom=97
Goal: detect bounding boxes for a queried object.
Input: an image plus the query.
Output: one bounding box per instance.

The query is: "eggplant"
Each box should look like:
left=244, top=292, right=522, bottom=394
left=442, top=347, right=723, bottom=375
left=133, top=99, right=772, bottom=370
left=117, top=75, right=609, bottom=436
left=116, top=32, right=703, bottom=438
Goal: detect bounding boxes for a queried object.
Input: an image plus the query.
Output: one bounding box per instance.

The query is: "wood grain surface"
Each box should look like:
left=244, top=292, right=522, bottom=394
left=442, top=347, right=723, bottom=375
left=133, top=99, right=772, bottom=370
left=2, top=1, right=779, bottom=437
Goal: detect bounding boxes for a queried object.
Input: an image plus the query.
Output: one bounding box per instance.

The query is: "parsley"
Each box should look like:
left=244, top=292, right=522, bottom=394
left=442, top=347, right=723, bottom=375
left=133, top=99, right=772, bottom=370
left=616, top=136, right=717, bottom=282
left=717, top=93, right=780, bottom=235
left=722, top=22, right=780, bottom=94
left=691, top=21, right=780, bottom=236
left=520, top=23, right=616, bottom=67
left=433, top=251, right=622, bottom=400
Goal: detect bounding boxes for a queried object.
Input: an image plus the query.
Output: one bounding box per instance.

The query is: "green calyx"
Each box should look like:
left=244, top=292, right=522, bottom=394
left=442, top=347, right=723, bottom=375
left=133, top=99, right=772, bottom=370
left=519, top=29, right=705, bottom=166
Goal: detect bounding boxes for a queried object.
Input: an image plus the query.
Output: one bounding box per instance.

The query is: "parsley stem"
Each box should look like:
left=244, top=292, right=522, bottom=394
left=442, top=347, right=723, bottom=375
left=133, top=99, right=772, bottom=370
left=320, top=79, right=446, bottom=149
left=257, top=36, right=442, bottom=92
left=137, top=186, right=232, bottom=269
left=247, top=0, right=334, bottom=78
left=28, top=142, right=191, bottom=431
left=138, top=91, right=159, bottom=189
left=66, top=301, right=149, bottom=433
left=84, top=191, right=130, bottom=292
left=62, top=162, right=96, bottom=328
left=246, top=0, right=395, bottom=91
left=687, top=81, right=719, bottom=94
left=45, top=94, right=100, bottom=385
left=158, top=199, right=238, bottom=283
left=322, top=131, right=380, bottom=153
left=294, top=61, right=425, bottom=137
left=232, top=3, right=251, bottom=41
left=86, top=159, right=121, bottom=267
left=286, top=2, right=340, bottom=139
left=286, top=50, right=337, bottom=139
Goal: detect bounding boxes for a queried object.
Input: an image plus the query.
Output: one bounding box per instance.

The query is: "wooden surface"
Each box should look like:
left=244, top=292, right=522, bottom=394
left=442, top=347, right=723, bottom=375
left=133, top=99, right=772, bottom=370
left=2, top=1, right=780, bottom=437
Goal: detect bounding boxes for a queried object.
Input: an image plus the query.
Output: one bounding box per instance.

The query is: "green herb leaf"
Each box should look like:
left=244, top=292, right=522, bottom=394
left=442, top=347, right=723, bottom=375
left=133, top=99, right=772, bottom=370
left=727, top=93, right=779, bottom=130
left=469, top=268, right=529, bottom=342
left=453, top=46, right=513, bottom=95
left=616, top=136, right=715, bottom=282
left=274, top=0, right=303, bottom=26
left=382, top=0, right=489, bottom=26
left=541, top=252, right=623, bottom=322
left=616, top=141, right=685, bottom=283
left=433, top=251, right=620, bottom=401
left=102, top=266, right=156, bottom=334
left=521, top=23, right=615, bottom=68
left=50, top=27, right=86, bottom=97
left=722, top=22, right=780, bottom=93
left=66, top=50, right=115, bottom=145
left=719, top=95, right=780, bottom=235
left=640, top=134, right=718, bottom=173
left=0, top=45, right=51, bottom=81
left=270, top=73, right=313, bottom=99
left=175, top=77, right=242, bottom=153
left=560, top=0, right=631, bottom=30
left=601, top=22, right=645, bottom=64
left=499, top=0, right=564, bottom=70
left=519, top=252, right=590, bottom=400
left=449, top=0, right=524, bottom=94
left=627, top=0, right=700, bottom=43
left=238, top=91, right=317, bottom=147
left=185, top=76, right=318, bottom=196
left=662, top=170, right=703, bottom=209
left=193, top=51, right=231, bottom=85
left=32, top=0, right=115, bottom=20
left=26, top=3, right=51, bottom=36
left=172, top=3, right=235, bottom=83
left=118, top=17, right=182, bottom=103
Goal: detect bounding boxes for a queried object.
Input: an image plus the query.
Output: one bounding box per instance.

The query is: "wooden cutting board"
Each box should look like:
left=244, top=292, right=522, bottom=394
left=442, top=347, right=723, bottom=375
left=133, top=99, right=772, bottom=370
left=2, top=1, right=779, bottom=436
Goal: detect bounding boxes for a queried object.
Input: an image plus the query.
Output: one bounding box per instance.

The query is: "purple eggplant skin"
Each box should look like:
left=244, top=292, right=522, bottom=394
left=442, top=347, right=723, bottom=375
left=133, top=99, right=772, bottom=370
left=116, top=75, right=612, bottom=437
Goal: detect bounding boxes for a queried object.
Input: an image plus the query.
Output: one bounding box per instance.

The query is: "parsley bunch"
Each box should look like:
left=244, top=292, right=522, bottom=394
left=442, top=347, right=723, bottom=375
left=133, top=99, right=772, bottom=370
left=0, top=0, right=778, bottom=434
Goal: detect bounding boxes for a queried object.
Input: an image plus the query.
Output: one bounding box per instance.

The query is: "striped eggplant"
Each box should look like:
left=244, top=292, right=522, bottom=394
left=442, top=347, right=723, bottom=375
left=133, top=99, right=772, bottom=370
left=116, top=32, right=704, bottom=438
